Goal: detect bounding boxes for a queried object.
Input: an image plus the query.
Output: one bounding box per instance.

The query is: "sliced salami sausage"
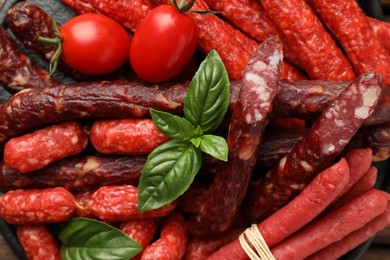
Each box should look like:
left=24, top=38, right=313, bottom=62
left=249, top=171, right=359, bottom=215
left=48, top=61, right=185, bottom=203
left=3, top=121, right=88, bottom=173
left=188, top=36, right=283, bottom=235
left=261, top=0, right=356, bottom=80
left=0, top=154, right=145, bottom=190
left=86, top=185, right=177, bottom=221
left=308, top=0, right=390, bottom=84
left=0, top=27, right=58, bottom=92
left=17, top=224, right=61, bottom=260
left=244, top=72, right=384, bottom=223
left=90, top=119, right=169, bottom=155
left=141, top=211, right=187, bottom=260
left=0, top=187, right=76, bottom=224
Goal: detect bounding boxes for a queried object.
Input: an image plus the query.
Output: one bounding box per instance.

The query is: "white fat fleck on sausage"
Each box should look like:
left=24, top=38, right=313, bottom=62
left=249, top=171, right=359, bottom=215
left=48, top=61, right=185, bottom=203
left=82, top=157, right=100, bottom=172
left=244, top=72, right=266, bottom=88
left=269, top=50, right=281, bottom=68
left=354, top=85, right=380, bottom=119
left=71, top=135, right=79, bottom=145
left=11, top=73, right=28, bottom=86
left=335, top=119, right=345, bottom=127
left=322, top=143, right=336, bottom=154
left=300, top=160, right=313, bottom=172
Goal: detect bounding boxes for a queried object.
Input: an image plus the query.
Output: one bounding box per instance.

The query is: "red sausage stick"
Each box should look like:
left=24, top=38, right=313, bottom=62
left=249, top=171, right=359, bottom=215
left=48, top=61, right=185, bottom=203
left=3, top=121, right=88, bottom=173
left=0, top=187, right=76, bottom=224
left=261, top=0, right=356, bottom=80
left=208, top=157, right=350, bottom=259
left=188, top=36, right=283, bottom=235
left=367, top=17, right=390, bottom=54
left=245, top=72, right=383, bottom=223
left=270, top=189, right=389, bottom=259
left=90, top=119, right=169, bottom=155
left=17, top=224, right=61, bottom=260
left=308, top=0, right=390, bottom=84
left=307, top=202, right=390, bottom=260
left=328, top=166, right=378, bottom=212
left=0, top=27, right=59, bottom=92
left=86, top=185, right=177, bottom=221
left=120, top=218, right=160, bottom=260
left=141, top=211, right=187, bottom=260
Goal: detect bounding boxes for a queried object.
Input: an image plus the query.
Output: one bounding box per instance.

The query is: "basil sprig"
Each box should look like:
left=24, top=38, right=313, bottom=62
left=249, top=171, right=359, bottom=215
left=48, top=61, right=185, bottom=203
left=138, top=50, right=230, bottom=212
left=59, top=218, right=142, bottom=260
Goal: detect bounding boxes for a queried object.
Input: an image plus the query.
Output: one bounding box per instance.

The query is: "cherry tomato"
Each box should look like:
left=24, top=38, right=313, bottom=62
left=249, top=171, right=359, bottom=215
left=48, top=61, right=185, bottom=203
left=60, top=14, right=131, bottom=75
left=130, top=5, right=198, bottom=83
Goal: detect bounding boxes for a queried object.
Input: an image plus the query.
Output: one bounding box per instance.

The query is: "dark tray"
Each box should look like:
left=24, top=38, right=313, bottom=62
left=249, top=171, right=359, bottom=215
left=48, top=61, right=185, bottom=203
left=0, top=0, right=389, bottom=259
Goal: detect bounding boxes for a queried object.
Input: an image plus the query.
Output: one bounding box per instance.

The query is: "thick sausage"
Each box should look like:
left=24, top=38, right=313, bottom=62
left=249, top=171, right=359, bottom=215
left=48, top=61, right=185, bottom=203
left=141, top=211, right=187, bottom=260
left=0, top=27, right=58, bottom=92
left=62, top=0, right=153, bottom=33
left=120, top=218, right=160, bottom=260
left=17, top=224, right=61, bottom=260
left=208, top=157, right=350, bottom=259
left=3, top=121, right=88, bottom=173
left=0, top=154, right=145, bottom=190
left=0, top=80, right=188, bottom=148
left=245, top=72, right=383, bottom=223
left=0, top=187, right=76, bottom=224
left=90, top=119, right=169, bottom=155
left=87, top=185, right=177, bottom=221
left=307, top=202, right=390, bottom=260
left=308, top=0, right=390, bottom=84
left=261, top=0, right=356, bottom=80
left=270, top=189, right=389, bottom=259
left=188, top=36, right=283, bottom=235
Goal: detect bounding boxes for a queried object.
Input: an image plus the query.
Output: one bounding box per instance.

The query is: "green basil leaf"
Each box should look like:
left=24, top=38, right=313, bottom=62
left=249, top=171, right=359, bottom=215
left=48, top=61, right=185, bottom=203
left=150, top=109, right=195, bottom=140
left=199, top=134, right=229, bottom=161
left=184, top=50, right=230, bottom=133
left=138, top=139, right=202, bottom=212
left=59, top=218, right=142, bottom=260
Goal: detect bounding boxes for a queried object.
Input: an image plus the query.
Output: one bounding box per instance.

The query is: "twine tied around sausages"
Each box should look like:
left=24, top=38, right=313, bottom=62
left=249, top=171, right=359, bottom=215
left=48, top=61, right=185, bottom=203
left=239, top=224, right=276, bottom=260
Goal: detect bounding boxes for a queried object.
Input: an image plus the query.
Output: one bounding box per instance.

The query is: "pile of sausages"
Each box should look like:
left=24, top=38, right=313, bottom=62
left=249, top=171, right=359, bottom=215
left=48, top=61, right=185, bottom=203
left=0, top=0, right=390, bottom=259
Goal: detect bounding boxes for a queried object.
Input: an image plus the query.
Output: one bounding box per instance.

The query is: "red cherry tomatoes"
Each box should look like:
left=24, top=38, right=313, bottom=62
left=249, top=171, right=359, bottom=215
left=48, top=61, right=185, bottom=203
left=60, top=14, right=131, bottom=75
left=130, top=5, right=198, bottom=83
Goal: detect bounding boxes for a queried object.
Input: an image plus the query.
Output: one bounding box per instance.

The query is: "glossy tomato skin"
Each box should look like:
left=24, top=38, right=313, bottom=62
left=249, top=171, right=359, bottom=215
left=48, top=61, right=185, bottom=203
left=60, top=13, right=131, bottom=75
left=130, top=5, right=198, bottom=83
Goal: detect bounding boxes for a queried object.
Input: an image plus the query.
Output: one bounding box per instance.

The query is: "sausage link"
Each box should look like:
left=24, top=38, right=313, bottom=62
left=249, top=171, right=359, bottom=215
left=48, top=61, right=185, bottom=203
left=0, top=154, right=145, bottom=190
left=307, top=202, right=390, bottom=260
left=245, top=72, right=383, bottom=223
left=87, top=185, right=177, bottom=221
left=308, top=0, right=390, bottom=84
left=0, top=27, right=58, bottom=92
left=0, top=80, right=188, bottom=148
left=120, top=218, right=160, bottom=260
left=90, top=119, right=169, bottom=155
left=141, top=211, right=187, bottom=260
left=208, top=157, right=350, bottom=259
left=188, top=36, right=283, bottom=235
left=261, top=0, right=356, bottom=80
left=3, top=121, right=88, bottom=173
left=61, top=0, right=153, bottom=33
left=367, top=17, right=390, bottom=54
left=17, top=224, right=61, bottom=260
left=270, top=189, right=389, bottom=259
left=0, top=187, right=76, bottom=224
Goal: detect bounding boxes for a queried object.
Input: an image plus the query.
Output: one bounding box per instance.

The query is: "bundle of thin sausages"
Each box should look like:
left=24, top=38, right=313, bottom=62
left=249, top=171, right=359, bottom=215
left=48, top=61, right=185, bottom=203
left=0, top=0, right=390, bottom=259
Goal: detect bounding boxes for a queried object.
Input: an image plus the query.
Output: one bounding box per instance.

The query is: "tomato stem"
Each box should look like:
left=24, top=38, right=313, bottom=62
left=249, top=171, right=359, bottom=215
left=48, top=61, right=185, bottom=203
left=37, top=15, right=63, bottom=75
left=170, top=0, right=196, bottom=13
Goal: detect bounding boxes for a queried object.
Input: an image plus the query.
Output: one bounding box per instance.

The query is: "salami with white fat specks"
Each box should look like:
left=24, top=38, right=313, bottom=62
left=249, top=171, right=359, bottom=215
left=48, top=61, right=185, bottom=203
left=188, top=36, right=283, bottom=235
left=0, top=27, right=59, bottom=92
left=244, top=72, right=384, bottom=223
left=0, top=187, right=76, bottom=225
